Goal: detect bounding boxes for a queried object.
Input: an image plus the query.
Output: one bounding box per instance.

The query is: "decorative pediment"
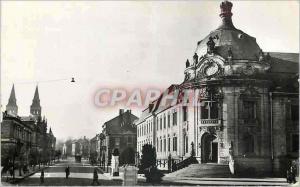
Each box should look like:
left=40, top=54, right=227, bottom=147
left=196, top=55, right=225, bottom=80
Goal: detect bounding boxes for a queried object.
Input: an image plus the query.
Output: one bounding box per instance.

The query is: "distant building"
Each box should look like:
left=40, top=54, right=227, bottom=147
left=1, top=85, right=56, bottom=171
left=136, top=1, right=298, bottom=176
left=101, top=109, right=138, bottom=167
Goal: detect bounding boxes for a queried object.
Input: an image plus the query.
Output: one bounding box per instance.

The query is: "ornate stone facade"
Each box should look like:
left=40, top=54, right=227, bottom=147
left=137, top=1, right=298, bottom=176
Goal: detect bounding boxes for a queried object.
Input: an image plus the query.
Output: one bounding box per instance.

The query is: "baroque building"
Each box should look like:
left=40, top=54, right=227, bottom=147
left=136, top=1, right=299, bottom=176
left=1, top=85, right=56, bottom=174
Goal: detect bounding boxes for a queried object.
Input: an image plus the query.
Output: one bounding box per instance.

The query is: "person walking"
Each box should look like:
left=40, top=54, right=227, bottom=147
left=91, top=168, right=100, bottom=185
left=65, top=166, right=70, bottom=179
left=40, top=169, right=44, bottom=184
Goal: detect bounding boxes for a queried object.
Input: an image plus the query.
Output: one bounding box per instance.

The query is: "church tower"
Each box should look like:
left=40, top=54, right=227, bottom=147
left=6, top=84, right=18, bottom=115
left=30, top=85, right=42, bottom=117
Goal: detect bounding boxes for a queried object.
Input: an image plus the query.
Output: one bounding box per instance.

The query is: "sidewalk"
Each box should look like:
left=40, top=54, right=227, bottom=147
left=1, top=163, right=54, bottom=184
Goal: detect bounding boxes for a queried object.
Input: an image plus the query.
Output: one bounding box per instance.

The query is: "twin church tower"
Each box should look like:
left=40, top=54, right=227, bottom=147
left=6, top=84, right=42, bottom=118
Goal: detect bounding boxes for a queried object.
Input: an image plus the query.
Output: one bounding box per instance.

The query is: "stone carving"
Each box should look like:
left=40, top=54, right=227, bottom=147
left=258, top=49, right=264, bottom=62
left=193, top=53, right=199, bottom=64
left=206, top=35, right=219, bottom=54
left=184, top=72, right=191, bottom=81
left=185, top=59, right=190, bottom=68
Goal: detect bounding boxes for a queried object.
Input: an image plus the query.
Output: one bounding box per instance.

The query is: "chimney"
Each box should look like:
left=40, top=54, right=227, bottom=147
left=128, top=109, right=131, bottom=114
left=218, top=1, right=235, bottom=29
left=149, top=103, right=154, bottom=112
left=119, top=109, right=124, bottom=116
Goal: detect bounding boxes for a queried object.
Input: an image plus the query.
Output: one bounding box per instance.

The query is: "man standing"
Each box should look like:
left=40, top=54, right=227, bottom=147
left=65, top=166, right=70, bottom=179
left=40, top=169, right=44, bottom=184
left=91, top=168, right=100, bottom=185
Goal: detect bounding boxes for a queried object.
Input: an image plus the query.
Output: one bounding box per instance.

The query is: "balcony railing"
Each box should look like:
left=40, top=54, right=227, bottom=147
left=199, top=119, right=221, bottom=126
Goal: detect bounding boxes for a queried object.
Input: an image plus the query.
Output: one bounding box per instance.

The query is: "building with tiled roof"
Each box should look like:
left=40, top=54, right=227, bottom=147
left=100, top=109, right=138, bottom=168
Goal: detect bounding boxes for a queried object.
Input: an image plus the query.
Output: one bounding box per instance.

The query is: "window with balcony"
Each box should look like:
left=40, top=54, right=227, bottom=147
left=291, top=105, right=299, bottom=121
left=201, top=101, right=218, bottom=119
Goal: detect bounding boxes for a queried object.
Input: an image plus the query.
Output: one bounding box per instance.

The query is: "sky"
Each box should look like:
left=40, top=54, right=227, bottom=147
left=1, top=1, right=299, bottom=141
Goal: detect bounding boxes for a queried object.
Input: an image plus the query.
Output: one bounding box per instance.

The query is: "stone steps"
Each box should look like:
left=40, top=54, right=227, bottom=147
left=166, top=163, right=233, bottom=178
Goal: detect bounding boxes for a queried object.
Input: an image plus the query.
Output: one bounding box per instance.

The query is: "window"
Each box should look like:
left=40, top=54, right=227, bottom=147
left=160, top=118, right=162, bottom=130
left=173, top=111, right=177, bottom=126
left=185, top=136, right=188, bottom=153
left=168, top=136, right=170, bottom=152
left=156, top=138, right=158, bottom=150
left=115, top=137, right=120, bottom=147
left=156, top=118, right=159, bottom=131
left=243, top=101, right=256, bottom=119
left=291, top=134, right=299, bottom=152
left=160, top=138, right=162, bottom=152
left=167, top=114, right=170, bottom=128
left=183, top=106, right=188, bottom=121
left=291, top=105, right=299, bottom=121
left=163, top=138, right=166, bottom=152
left=163, top=115, right=166, bottom=129
left=201, top=101, right=218, bottom=119
left=173, top=136, right=177, bottom=151
left=128, top=136, right=133, bottom=144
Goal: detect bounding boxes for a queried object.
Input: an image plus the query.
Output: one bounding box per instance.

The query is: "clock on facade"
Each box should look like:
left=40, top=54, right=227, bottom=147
left=205, top=63, right=219, bottom=76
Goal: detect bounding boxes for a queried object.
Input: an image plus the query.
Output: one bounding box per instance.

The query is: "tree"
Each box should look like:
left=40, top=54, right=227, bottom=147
left=139, top=144, right=163, bottom=183
left=139, top=144, right=156, bottom=171
left=120, top=147, right=135, bottom=165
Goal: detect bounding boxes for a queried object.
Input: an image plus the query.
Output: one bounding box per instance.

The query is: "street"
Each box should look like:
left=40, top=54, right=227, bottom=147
left=7, top=157, right=292, bottom=186
left=14, top=158, right=122, bottom=186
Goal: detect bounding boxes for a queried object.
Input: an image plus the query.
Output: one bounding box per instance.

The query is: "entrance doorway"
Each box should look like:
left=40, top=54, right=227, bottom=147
left=201, top=133, right=218, bottom=163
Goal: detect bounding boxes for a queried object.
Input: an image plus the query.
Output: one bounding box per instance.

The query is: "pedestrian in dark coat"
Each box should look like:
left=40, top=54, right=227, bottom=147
left=40, top=169, right=44, bottom=184
left=65, top=166, right=70, bottom=179
left=91, top=168, right=100, bottom=185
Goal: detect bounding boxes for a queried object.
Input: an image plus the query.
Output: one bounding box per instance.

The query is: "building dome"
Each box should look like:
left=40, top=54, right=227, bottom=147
left=195, top=1, right=261, bottom=61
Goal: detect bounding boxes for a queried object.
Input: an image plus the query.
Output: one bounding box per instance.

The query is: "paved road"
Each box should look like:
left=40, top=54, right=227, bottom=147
left=16, top=158, right=122, bottom=186
left=10, top=158, right=293, bottom=186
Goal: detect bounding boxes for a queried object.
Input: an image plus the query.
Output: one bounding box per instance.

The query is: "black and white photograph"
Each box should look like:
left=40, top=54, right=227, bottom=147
left=1, top=0, right=299, bottom=186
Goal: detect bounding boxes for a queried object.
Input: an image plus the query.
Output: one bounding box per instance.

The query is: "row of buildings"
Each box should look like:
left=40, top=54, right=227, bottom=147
left=89, top=109, right=138, bottom=168
left=1, top=85, right=56, bottom=172
left=135, top=0, right=299, bottom=176
left=54, top=1, right=298, bottom=178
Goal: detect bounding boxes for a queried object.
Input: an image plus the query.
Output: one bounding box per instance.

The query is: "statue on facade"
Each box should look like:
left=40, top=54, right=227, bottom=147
left=207, top=36, right=216, bottom=54
left=258, top=49, right=264, bottom=62
left=185, top=59, right=190, bottom=68
left=193, top=53, right=199, bottom=64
